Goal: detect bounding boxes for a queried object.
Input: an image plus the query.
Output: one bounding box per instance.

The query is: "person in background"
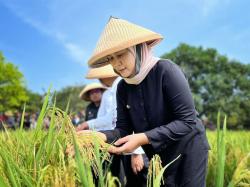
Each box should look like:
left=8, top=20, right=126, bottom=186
left=78, top=110, right=86, bottom=123
left=14, top=112, right=21, bottom=128
left=77, top=65, right=119, bottom=131
left=71, top=113, right=81, bottom=126
left=86, top=17, right=210, bottom=187
left=30, top=113, right=37, bottom=129
left=79, top=83, right=106, bottom=121
left=5, top=111, right=15, bottom=129
left=23, top=113, right=31, bottom=129
left=201, top=115, right=216, bottom=131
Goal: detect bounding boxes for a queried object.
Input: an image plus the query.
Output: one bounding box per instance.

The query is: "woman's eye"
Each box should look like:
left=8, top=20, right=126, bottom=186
left=107, top=56, right=113, bottom=61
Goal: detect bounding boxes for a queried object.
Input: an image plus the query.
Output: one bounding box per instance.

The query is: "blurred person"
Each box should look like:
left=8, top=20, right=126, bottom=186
left=30, top=113, right=37, bottom=129
left=5, top=111, right=15, bottom=129
left=43, top=116, right=50, bottom=129
left=78, top=110, right=86, bottom=122
left=201, top=115, right=216, bottom=131
left=79, top=83, right=106, bottom=121
left=71, top=113, right=81, bottom=126
left=14, top=112, right=21, bottom=128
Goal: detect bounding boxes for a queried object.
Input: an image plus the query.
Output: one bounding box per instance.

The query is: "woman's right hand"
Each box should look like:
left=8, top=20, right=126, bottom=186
left=76, top=122, right=89, bottom=131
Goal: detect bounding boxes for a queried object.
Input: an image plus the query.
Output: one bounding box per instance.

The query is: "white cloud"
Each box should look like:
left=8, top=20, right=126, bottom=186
left=189, top=0, right=231, bottom=17
left=201, top=0, right=219, bottom=16
left=64, top=42, right=86, bottom=65
left=1, top=1, right=87, bottom=65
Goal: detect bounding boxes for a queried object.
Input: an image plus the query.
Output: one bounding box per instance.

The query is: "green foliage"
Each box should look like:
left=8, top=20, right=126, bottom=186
left=0, top=52, right=28, bottom=112
left=161, top=43, right=250, bottom=129
left=25, top=89, right=43, bottom=112
left=53, top=85, right=87, bottom=114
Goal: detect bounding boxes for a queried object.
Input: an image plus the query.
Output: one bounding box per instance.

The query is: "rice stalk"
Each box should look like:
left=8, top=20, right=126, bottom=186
left=147, top=154, right=181, bottom=187
left=216, top=113, right=227, bottom=187
left=228, top=153, right=250, bottom=187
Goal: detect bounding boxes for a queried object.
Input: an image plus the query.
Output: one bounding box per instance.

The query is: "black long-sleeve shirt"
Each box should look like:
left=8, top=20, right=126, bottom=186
left=85, top=102, right=99, bottom=121
left=103, top=59, right=209, bottom=162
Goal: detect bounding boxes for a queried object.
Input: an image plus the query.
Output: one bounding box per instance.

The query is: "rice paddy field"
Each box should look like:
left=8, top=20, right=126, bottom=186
left=207, top=131, right=250, bottom=187
left=0, top=92, right=249, bottom=186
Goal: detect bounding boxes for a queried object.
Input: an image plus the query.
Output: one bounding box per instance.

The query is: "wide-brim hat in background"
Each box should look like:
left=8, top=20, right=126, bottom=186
left=79, top=82, right=107, bottom=101
left=88, top=17, right=163, bottom=68
left=86, top=64, right=118, bottom=79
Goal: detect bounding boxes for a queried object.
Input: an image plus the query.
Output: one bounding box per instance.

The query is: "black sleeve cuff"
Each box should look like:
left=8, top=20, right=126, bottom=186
left=100, top=129, right=120, bottom=144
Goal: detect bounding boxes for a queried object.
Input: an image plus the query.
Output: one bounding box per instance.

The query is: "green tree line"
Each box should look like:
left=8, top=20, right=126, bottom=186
left=1, top=43, right=250, bottom=128
left=161, top=43, right=250, bottom=129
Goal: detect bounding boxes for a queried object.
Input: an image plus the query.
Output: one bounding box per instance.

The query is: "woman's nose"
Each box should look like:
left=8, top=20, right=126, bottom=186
left=111, top=58, right=122, bottom=68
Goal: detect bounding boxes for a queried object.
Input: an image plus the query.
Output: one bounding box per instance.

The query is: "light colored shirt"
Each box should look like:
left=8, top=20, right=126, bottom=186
left=88, top=77, right=121, bottom=131
left=87, top=77, right=144, bottom=154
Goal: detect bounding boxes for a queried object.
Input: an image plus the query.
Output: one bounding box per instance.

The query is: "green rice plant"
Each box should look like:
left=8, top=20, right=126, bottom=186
left=206, top=131, right=250, bottom=186
left=19, top=103, right=26, bottom=130
left=71, top=129, right=95, bottom=187
left=1, top=88, right=250, bottom=186
left=105, top=172, right=121, bottom=187
left=0, top=175, right=8, bottom=187
left=216, top=112, right=227, bottom=187
left=228, top=153, right=250, bottom=187
left=147, top=154, right=181, bottom=187
left=33, top=86, right=51, bottom=140
left=0, top=88, right=117, bottom=187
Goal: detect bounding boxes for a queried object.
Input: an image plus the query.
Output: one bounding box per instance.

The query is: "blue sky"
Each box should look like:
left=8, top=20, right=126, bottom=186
left=0, top=0, right=249, bottom=93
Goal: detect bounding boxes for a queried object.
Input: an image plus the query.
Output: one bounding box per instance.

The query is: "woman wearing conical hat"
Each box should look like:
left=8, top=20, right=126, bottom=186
left=79, top=82, right=106, bottom=121
left=77, top=65, right=119, bottom=131
left=87, top=17, right=209, bottom=186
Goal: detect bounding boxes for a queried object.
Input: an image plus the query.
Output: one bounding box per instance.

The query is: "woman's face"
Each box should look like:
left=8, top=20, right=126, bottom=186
left=109, top=49, right=136, bottom=78
left=89, top=89, right=102, bottom=103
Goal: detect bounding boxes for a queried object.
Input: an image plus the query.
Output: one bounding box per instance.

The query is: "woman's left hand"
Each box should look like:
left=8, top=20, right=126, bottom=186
left=108, top=133, right=149, bottom=154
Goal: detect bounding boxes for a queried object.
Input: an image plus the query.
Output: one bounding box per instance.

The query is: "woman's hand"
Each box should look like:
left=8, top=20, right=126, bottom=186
left=76, top=122, right=89, bottom=131
left=131, top=154, right=144, bottom=174
left=108, top=133, right=149, bottom=154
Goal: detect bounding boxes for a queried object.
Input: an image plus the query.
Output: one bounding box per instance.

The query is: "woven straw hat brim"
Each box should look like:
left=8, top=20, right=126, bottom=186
left=88, top=17, right=163, bottom=68
left=79, top=83, right=106, bottom=101
left=86, top=64, right=118, bottom=79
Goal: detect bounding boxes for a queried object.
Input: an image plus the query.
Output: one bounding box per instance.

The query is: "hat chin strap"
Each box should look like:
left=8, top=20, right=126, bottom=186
left=135, top=44, right=142, bottom=75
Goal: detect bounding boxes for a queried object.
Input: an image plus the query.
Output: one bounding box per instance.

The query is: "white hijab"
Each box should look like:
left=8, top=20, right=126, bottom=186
left=124, top=42, right=160, bottom=85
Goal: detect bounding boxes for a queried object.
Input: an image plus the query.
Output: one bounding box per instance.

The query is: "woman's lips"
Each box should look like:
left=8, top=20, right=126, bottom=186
left=118, top=68, right=126, bottom=73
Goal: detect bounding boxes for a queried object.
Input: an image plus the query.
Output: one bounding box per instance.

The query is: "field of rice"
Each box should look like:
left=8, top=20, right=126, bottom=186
left=0, top=92, right=249, bottom=187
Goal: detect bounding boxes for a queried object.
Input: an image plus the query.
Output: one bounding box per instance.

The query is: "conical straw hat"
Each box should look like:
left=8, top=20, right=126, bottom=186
left=79, top=82, right=106, bottom=101
left=88, top=17, right=163, bottom=68
left=86, top=64, right=118, bottom=79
